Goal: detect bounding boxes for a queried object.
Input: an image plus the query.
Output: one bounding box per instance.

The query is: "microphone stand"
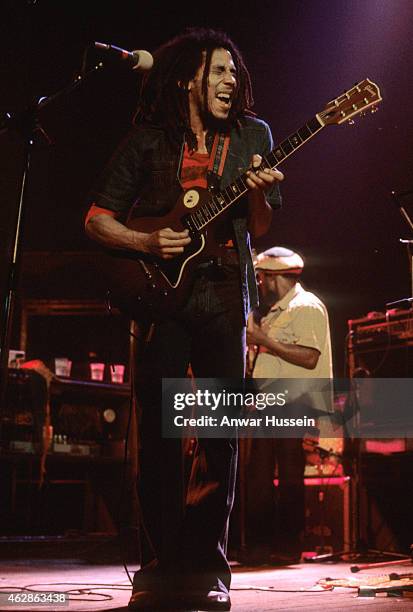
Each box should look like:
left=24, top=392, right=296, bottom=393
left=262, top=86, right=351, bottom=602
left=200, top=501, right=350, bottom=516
left=0, top=57, right=105, bottom=429
left=390, top=190, right=413, bottom=307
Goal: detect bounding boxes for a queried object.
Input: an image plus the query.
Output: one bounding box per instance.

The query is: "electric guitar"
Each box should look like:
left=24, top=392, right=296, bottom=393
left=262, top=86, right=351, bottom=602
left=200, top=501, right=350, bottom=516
left=104, top=78, right=382, bottom=320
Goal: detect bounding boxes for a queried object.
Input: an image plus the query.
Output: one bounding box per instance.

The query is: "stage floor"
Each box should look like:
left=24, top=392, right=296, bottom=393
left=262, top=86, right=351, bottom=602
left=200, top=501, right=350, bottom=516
left=0, top=558, right=412, bottom=611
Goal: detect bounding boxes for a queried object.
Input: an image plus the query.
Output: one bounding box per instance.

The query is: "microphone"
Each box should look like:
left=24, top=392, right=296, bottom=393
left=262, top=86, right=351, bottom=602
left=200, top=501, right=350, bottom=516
left=94, top=42, right=153, bottom=71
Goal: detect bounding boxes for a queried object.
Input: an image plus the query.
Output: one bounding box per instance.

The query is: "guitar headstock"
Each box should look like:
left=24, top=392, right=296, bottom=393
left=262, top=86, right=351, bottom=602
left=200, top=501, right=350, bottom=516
left=319, top=78, right=382, bottom=126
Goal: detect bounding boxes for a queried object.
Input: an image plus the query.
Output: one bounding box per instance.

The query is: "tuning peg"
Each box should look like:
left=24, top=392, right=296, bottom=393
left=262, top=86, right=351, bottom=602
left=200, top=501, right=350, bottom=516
left=370, top=105, right=379, bottom=114
left=347, top=118, right=356, bottom=125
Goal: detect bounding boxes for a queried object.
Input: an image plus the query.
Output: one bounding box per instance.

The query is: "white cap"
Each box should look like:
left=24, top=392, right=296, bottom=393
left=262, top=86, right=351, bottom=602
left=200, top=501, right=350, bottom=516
left=255, top=247, right=304, bottom=274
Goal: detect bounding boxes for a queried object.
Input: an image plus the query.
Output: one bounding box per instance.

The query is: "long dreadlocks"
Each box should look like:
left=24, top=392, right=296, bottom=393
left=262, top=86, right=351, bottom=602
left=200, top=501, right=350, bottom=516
left=134, top=27, right=254, bottom=147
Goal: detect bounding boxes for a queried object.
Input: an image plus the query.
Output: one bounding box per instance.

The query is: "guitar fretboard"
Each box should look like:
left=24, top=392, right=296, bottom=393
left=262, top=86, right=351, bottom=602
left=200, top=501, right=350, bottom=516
left=183, top=115, right=324, bottom=233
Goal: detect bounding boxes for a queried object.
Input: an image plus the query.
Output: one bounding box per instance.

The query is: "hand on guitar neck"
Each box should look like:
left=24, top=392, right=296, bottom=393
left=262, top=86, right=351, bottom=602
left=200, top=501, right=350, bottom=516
left=246, top=154, right=284, bottom=193
left=247, top=153, right=284, bottom=238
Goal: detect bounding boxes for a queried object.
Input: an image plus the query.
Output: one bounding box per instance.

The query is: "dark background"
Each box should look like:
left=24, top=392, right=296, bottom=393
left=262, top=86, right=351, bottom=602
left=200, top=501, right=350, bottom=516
left=1, top=0, right=413, bottom=376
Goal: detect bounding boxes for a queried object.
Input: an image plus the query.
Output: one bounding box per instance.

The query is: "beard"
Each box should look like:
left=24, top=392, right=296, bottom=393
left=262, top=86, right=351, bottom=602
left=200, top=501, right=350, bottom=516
left=258, top=287, right=279, bottom=313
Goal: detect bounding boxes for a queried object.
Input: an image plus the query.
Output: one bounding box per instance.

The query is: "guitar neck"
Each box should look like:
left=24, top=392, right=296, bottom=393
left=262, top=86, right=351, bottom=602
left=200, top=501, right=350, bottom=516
left=264, top=115, right=324, bottom=171
left=186, top=115, right=324, bottom=232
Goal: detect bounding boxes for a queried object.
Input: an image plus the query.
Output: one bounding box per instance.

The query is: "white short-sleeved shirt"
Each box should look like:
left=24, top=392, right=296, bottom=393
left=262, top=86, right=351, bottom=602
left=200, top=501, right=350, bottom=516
left=253, top=282, right=333, bottom=380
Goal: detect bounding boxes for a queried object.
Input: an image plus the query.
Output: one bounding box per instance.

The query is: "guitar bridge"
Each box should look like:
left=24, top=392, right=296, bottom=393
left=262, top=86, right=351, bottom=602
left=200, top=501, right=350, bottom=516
left=135, top=258, right=169, bottom=300
left=138, top=258, right=155, bottom=279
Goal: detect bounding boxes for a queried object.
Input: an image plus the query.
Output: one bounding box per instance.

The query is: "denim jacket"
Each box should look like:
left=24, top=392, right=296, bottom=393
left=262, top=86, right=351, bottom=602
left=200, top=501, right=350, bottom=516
left=89, top=116, right=282, bottom=320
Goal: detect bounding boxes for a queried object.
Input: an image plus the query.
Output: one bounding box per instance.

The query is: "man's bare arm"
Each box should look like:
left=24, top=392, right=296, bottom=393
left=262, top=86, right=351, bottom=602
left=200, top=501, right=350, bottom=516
left=85, top=213, right=191, bottom=259
left=246, top=321, right=320, bottom=370
left=246, top=154, right=284, bottom=238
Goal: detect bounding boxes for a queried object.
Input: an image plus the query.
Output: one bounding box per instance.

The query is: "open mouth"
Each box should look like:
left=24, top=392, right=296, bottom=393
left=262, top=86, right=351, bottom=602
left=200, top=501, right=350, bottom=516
left=216, top=93, right=232, bottom=107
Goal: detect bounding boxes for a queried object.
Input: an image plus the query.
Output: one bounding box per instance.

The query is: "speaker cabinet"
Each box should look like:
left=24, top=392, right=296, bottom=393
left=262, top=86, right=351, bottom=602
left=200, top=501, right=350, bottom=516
left=359, top=453, right=413, bottom=554
left=302, top=476, right=351, bottom=554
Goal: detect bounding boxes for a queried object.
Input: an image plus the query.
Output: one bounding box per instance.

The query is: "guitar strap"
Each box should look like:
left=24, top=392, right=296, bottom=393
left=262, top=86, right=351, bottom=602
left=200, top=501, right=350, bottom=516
left=207, top=132, right=230, bottom=189
left=207, top=132, right=236, bottom=250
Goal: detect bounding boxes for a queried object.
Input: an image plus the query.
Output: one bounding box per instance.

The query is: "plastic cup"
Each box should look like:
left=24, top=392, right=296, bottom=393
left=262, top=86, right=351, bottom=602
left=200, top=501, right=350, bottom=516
left=90, top=362, right=105, bottom=381
left=54, top=357, right=72, bottom=377
left=110, top=364, right=125, bottom=384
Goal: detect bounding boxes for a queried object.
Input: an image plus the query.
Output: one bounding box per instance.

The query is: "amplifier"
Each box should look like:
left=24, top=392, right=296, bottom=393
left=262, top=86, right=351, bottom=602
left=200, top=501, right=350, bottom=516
left=348, top=308, right=413, bottom=348
left=49, top=378, right=131, bottom=458
left=275, top=476, right=351, bottom=555
left=347, top=308, right=413, bottom=377
left=2, top=369, right=131, bottom=458
left=229, top=471, right=351, bottom=558
left=360, top=453, right=413, bottom=553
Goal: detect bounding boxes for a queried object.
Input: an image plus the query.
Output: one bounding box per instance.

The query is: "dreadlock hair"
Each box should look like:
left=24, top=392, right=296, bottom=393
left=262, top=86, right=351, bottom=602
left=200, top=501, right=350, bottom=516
left=134, top=27, right=254, bottom=147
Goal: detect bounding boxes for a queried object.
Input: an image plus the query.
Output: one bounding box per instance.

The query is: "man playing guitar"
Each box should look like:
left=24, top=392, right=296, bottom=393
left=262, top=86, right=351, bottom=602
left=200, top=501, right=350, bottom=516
left=85, top=26, right=283, bottom=612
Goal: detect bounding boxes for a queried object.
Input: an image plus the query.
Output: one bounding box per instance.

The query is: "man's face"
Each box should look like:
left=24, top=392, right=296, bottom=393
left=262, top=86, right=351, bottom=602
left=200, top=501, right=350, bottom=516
left=256, top=270, right=280, bottom=304
left=189, top=48, right=237, bottom=122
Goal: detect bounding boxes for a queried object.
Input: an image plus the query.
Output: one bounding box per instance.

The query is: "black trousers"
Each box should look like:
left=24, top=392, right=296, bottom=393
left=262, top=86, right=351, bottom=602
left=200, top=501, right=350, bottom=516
left=245, top=437, right=306, bottom=556
left=134, top=264, right=246, bottom=591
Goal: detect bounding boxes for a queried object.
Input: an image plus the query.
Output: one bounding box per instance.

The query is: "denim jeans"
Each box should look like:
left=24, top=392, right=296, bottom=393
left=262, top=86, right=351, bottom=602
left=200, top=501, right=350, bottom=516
left=134, top=263, right=246, bottom=591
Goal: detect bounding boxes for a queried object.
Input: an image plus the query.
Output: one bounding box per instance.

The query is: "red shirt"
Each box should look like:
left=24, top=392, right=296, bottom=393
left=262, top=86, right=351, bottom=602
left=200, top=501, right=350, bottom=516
left=180, top=143, right=209, bottom=190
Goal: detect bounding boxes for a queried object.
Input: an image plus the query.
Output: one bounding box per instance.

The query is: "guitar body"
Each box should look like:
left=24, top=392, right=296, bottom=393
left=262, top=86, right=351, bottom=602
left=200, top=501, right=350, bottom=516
left=104, top=187, right=230, bottom=321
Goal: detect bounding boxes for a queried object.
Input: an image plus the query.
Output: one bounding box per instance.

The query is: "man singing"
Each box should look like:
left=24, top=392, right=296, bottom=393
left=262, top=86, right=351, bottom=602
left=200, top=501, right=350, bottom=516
left=85, top=27, right=283, bottom=610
